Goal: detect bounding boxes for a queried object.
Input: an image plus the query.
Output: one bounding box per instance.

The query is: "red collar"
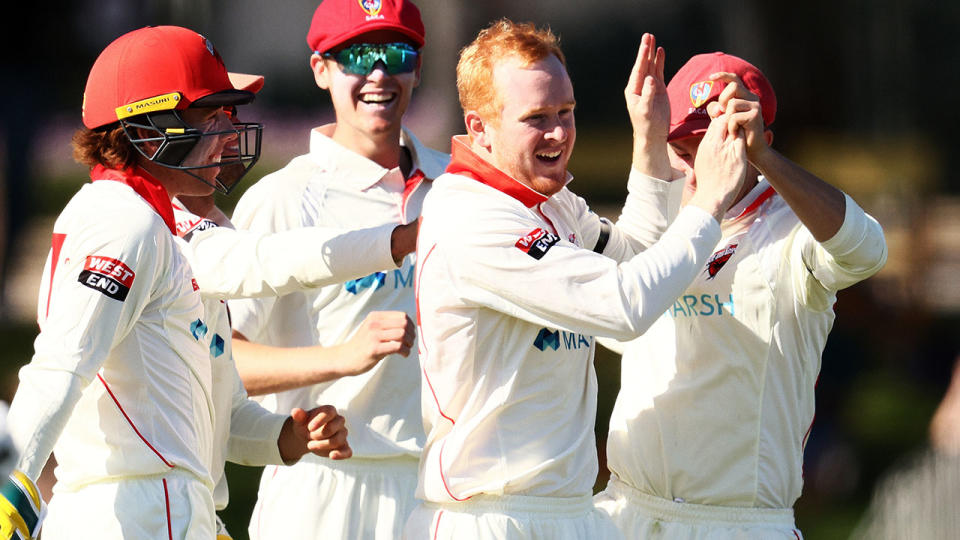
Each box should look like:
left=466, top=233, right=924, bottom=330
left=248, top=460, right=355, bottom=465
left=445, top=135, right=548, bottom=208
left=90, top=164, right=176, bottom=235
left=733, top=186, right=777, bottom=220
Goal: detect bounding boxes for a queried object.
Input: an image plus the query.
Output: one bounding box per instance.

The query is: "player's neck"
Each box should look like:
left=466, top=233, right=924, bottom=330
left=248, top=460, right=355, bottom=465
left=331, top=123, right=407, bottom=173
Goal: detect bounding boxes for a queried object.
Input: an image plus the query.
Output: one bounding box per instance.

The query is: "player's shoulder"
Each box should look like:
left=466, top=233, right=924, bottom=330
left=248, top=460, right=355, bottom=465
left=423, top=173, right=536, bottom=242
left=232, top=155, right=317, bottom=226
left=61, top=182, right=171, bottom=239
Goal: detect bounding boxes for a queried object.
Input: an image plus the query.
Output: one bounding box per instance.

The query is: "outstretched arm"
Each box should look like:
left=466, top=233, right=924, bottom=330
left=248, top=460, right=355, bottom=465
left=233, top=311, right=416, bottom=396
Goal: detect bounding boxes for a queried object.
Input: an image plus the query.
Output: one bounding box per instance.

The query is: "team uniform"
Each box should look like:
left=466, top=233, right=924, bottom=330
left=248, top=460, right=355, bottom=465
left=228, top=124, right=449, bottom=539
left=8, top=166, right=219, bottom=538
left=173, top=198, right=406, bottom=539
left=594, top=179, right=887, bottom=538
left=403, top=136, right=723, bottom=540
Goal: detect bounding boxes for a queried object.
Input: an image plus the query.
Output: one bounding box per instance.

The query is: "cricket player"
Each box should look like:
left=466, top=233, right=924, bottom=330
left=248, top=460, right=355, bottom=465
left=0, top=26, right=351, bottom=539
left=173, top=72, right=412, bottom=540
left=404, top=24, right=749, bottom=539
left=227, top=1, right=450, bottom=538
left=593, top=51, right=888, bottom=539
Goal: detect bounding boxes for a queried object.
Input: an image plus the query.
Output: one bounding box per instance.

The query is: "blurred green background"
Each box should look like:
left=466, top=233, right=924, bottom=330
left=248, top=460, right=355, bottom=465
left=2, top=1, right=959, bottom=538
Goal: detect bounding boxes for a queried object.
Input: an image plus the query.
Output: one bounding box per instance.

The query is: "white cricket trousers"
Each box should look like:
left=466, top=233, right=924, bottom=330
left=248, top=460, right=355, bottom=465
left=42, top=469, right=215, bottom=539
left=594, top=477, right=803, bottom=539
left=403, top=493, right=624, bottom=540
left=248, top=455, right=419, bottom=540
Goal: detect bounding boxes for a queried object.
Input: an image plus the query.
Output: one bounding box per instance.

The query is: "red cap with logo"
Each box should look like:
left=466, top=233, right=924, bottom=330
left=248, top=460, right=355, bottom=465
left=307, top=0, right=425, bottom=54
left=666, top=52, right=777, bottom=142
left=82, top=26, right=255, bottom=130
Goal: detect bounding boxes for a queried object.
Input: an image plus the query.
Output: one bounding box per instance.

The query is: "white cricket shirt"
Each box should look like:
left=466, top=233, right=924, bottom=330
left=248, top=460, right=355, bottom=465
left=228, top=125, right=449, bottom=458
left=414, top=136, right=722, bottom=503
left=605, top=179, right=887, bottom=509
left=8, top=166, right=217, bottom=491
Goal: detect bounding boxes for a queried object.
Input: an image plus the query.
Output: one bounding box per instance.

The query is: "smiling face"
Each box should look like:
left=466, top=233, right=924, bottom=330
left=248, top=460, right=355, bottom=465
left=179, top=106, right=237, bottom=188
left=312, top=30, right=421, bottom=148
left=469, top=54, right=575, bottom=197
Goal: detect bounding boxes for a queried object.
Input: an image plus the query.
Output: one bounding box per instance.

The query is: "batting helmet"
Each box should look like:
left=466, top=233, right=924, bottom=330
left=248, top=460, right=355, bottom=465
left=81, top=26, right=262, bottom=193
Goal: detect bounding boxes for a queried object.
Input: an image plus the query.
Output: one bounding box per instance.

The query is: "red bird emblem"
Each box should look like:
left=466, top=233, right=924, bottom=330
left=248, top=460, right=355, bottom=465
left=705, top=243, right=738, bottom=279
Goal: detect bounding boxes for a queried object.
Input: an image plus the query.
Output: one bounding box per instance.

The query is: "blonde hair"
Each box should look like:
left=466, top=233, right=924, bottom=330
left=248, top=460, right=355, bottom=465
left=456, top=19, right=566, bottom=122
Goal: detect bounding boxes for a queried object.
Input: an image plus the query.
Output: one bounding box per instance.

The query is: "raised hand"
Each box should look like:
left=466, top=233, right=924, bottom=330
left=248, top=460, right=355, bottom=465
left=687, top=112, right=749, bottom=222
left=341, top=311, right=416, bottom=377
left=705, top=72, right=769, bottom=163
left=624, top=33, right=671, bottom=179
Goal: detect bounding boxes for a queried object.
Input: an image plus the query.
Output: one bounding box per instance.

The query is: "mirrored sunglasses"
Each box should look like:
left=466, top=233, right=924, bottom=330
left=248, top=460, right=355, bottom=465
left=322, top=42, right=419, bottom=76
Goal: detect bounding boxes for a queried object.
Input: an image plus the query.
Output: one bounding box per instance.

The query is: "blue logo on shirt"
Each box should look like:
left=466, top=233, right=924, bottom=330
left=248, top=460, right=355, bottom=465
left=345, top=272, right=387, bottom=294
left=191, top=319, right=208, bottom=340
left=533, top=328, right=593, bottom=351
left=669, top=294, right=735, bottom=318
left=210, top=334, right=225, bottom=358
left=534, top=328, right=560, bottom=351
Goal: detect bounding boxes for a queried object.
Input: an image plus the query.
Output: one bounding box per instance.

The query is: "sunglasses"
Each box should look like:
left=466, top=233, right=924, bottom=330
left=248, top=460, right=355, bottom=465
left=321, top=42, right=419, bottom=76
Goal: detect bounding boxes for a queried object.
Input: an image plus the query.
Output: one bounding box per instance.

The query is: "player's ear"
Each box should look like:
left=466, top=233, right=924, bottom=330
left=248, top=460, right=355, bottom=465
left=311, top=54, right=332, bottom=90
left=412, top=55, right=422, bottom=89
left=764, top=129, right=773, bottom=146
left=464, top=111, right=490, bottom=149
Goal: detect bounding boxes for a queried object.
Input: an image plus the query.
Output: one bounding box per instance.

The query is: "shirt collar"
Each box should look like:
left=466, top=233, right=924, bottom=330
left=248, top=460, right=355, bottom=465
left=309, top=124, right=430, bottom=190
left=446, top=135, right=564, bottom=208
left=725, top=177, right=776, bottom=221
left=90, top=164, right=176, bottom=235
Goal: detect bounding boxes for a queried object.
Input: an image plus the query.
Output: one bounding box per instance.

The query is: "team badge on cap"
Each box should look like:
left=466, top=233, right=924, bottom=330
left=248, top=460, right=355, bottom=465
left=689, top=81, right=713, bottom=108
left=359, top=0, right=382, bottom=16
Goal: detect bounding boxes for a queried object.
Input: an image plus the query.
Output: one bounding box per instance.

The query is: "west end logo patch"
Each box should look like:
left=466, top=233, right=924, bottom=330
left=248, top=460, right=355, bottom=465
left=359, top=0, right=382, bottom=16
left=78, top=256, right=135, bottom=301
left=516, top=228, right=560, bottom=260
left=705, top=243, right=738, bottom=279
left=689, top=81, right=714, bottom=108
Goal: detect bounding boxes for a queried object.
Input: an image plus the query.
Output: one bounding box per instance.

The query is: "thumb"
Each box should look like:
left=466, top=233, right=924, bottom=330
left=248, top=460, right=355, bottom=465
left=290, top=407, right=309, bottom=426
left=706, top=101, right=723, bottom=119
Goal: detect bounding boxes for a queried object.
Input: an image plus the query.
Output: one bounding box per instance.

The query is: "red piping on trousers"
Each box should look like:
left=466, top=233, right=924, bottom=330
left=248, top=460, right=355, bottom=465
left=98, top=373, right=174, bottom=468
left=433, top=510, right=444, bottom=540
left=163, top=478, right=173, bottom=540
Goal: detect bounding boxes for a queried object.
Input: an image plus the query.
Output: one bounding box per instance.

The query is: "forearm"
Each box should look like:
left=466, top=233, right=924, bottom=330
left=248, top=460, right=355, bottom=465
left=192, top=224, right=397, bottom=300
left=753, top=147, right=845, bottom=242
left=631, top=135, right=673, bottom=181
left=231, top=334, right=354, bottom=396
left=8, top=368, right=88, bottom=480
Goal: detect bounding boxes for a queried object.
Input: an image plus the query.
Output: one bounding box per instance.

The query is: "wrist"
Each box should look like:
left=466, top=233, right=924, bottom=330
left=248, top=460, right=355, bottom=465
left=277, top=417, right=305, bottom=463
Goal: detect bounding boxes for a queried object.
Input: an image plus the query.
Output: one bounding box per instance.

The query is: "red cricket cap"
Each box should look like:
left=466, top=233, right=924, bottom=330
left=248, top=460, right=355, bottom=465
left=82, top=26, right=256, bottom=129
left=666, top=52, right=777, bottom=142
left=306, top=0, right=425, bottom=54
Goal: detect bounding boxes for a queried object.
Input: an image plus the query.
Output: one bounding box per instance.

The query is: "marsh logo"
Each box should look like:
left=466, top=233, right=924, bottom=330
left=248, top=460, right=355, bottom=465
left=533, top=328, right=593, bottom=351
left=190, top=318, right=225, bottom=358
left=534, top=328, right=560, bottom=351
